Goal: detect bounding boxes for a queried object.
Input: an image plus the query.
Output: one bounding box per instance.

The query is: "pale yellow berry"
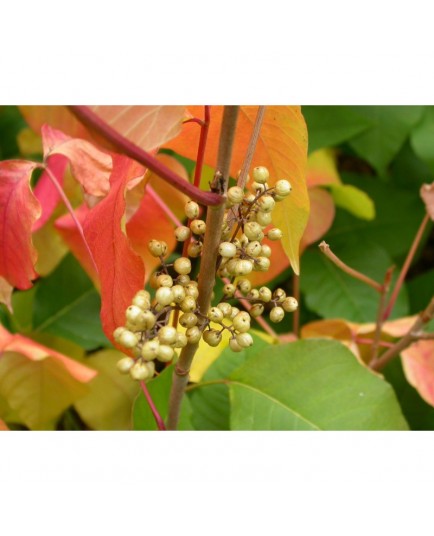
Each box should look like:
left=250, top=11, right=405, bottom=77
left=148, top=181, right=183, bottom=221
left=203, top=329, right=222, bottom=347
left=244, top=222, right=263, bottom=241
left=233, top=311, right=251, bottom=333
left=184, top=283, right=199, bottom=299
left=236, top=332, right=254, bottom=348
left=217, top=302, right=232, bottom=318
left=237, top=279, right=252, bottom=294
left=174, top=333, right=188, bottom=348
left=270, top=307, right=285, bottom=323
left=227, top=186, right=244, bottom=205
left=174, top=257, right=192, bottom=275
left=256, top=211, right=272, bottom=227
left=180, top=296, right=197, bottom=313
left=130, top=361, right=152, bottom=381
left=254, top=257, right=271, bottom=272
left=176, top=274, right=191, bottom=286
left=273, top=288, right=286, bottom=303
left=180, top=312, right=198, bottom=329
left=116, top=356, right=135, bottom=374
left=229, top=306, right=240, bottom=319
left=157, top=274, right=173, bottom=288
left=252, top=166, right=269, bottom=184
left=246, top=241, right=262, bottom=257
left=244, top=193, right=256, bottom=204
left=157, top=344, right=175, bottom=363
left=140, top=310, right=157, bottom=330
left=234, top=259, right=253, bottom=276
left=186, top=326, right=201, bottom=344
left=185, top=200, right=200, bottom=219
left=155, top=287, right=174, bottom=306
left=132, top=294, right=151, bottom=310
left=252, top=181, right=267, bottom=192
left=229, top=338, right=243, bottom=352
left=113, top=327, right=127, bottom=343
left=148, top=239, right=168, bottom=257
left=225, top=258, right=239, bottom=275
left=250, top=303, right=264, bottom=317
left=119, top=330, right=139, bottom=349
left=158, top=326, right=178, bottom=345
left=247, top=289, right=260, bottom=300
left=275, top=179, right=292, bottom=197
left=267, top=228, right=283, bottom=241
left=175, top=226, right=191, bottom=242
left=218, top=242, right=237, bottom=258
left=126, top=306, right=147, bottom=328
left=259, top=287, right=272, bottom=302
left=208, top=307, right=224, bottom=323
left=282, top=297, right=298, bottom=313
left=260, top=244, right=272, bottom=258
left=141, top=340, right=160, bottom=361
left=223, top=283, right=236, bottom=297
left=171, top=285, right=186, bottom=304
left=187, top=241, right=202, bottom=258
left=257, top=195, right=275, bottom=213
left=190, top=219, right=206, bottom=235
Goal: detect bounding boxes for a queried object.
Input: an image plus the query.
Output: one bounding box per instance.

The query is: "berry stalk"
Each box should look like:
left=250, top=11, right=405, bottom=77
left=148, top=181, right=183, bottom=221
left=166, top=106, right=240, bottom=431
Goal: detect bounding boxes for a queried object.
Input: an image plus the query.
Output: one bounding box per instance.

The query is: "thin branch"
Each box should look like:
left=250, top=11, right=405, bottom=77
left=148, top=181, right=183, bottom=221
left=370, top=266, right=395, bottom=363
left=39, top=164, right=99, bottom=276
left=67, top=106, right=223, bottom=207
left=370, top=296, right=434, bottom=371
left=166, top=106, right=240, bottom=431
left=382, top=213, right=430, bottom=321
left=319, top=241, right=383, bottom=293
left=237, top=106, right=266, bottom=190
left=139, top=381, right=166, bottom=431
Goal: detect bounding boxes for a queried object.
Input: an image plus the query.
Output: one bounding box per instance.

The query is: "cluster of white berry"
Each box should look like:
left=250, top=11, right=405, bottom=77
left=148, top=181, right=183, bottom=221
left=114, top=166, right=298, bottom=381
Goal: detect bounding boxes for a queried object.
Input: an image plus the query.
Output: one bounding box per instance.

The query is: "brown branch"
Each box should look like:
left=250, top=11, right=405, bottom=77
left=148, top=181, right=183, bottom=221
left=67, top=106, right=223, bottom=207
left=370, top=296, right=434, bottom=371
left=319, top=241, right=383, bottom=293
left=166, top=106, right=240, bottom=430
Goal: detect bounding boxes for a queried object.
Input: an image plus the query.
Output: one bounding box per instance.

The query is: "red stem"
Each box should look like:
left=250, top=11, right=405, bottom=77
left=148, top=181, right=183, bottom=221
left=382, top=213, right=430, bottom=321
left=67, top=106, right=223, bottom=207
left=140, top=381, right=166, bottom=431
left=193, top=106, right=211, bottom=188
left=40, top=164, right=99, bottom=276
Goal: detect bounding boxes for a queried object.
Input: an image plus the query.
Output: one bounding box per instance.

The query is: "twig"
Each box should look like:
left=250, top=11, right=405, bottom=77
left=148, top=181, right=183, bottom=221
left=39, top=164, right=99, bottom=276
left=166, top=106, right=239, bottom=430
left=67, top=106, right=223, bottom=207
left=370, top=266, right=395, bottom=363
left=139, top=381, right=166, bottom=431
left=319, top=241, right=383, bottom=293
left=370, top=296, right=434, bottom=371
left=382, top=213, right=430, bottom=321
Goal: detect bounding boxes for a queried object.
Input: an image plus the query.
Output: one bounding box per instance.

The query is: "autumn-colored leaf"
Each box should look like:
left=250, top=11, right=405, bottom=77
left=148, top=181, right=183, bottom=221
left=401, top=340, right=434, bottom=406
left=300, top=187, right=335, bottom=250
left=306, top=148, right=341, bottom=188
left=32, top=154, right=68, bottom=232
left=165, top=106, right=309, bottom=274
left=21, top=106, right=186, bottom=153
left=0, top=160, right=41, bottom=289
left=0, top=419, right=9, bottom=430
left=420, top=182, right=434, bottom=220
left=42, top=124, right=112, bottom=197
left=82, top=155, right=146, bottom=344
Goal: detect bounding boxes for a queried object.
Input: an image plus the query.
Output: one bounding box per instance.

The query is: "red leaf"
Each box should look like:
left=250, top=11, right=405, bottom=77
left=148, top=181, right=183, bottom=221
left=42, top=124, right=112, bottom=197
left=32, top=154, right=68, bottom=232
left=0, top=160, right=41, bottom=289
left=0, top=324, right=96, bottom=383
left=401, top=340, right=434, bottom=406
left=82, top=155, right=146, bottom=344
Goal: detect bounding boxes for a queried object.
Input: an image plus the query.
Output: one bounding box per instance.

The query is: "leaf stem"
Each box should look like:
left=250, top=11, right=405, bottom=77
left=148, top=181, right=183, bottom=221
left=166, top=106, right=240, bottom=431
left=370, top=296, right=434, bottom=371
left=139, top=381, right=166, bottom=431
left=67, top=106, right=223, bottom=207
left=40, top=164, right=99, bottom=276
left=382, top=213, right=430, bottom=321
left=370, top=266, right=395, bottom=362
left=318, top=241, right=383, bottom=293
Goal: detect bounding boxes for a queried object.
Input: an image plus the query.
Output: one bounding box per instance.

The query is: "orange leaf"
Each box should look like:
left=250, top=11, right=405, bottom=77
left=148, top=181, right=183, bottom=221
left=0, top=324, right=96, bottom=383
left=300, top=187, right=335, bottom=251
left=42, top=124, right=112, bottom=197
left=21, top=106, right=186, bottom=152
left=0, top=419, right=9, bottom=431
left=420, top=183, right=434, bottom=220
left=82, top=155, right=146, bottom=344
left=0, top=160, right=41, bottom=289
left=166, top=106, right=309, bottom=274
left=401, top=340, right=434, bottom=406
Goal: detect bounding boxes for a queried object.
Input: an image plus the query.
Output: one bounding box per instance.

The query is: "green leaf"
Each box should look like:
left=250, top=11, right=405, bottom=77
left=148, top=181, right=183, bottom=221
left=410, top=107, right=434, bottom=174
left=326, top=173, right=426, bottom=258
left=348, top=106, right=425, bottom=175
left=74, top=350, right=140, bottom=430
left=11, top=287, right=36, bottom=332
left=383, top=359, right=434, bottom=431
left=302, top=106, right=373, bottom=153
left=0, top=106, right=27, bottom=159
left=300, top=238, right=408, bottom=322
left=329, top=184, right=375, bottom=220
left=0, top=351, right=89, bottom=430
left=133, top=366, right=193, bottom=431
left=228, top=340, right=408, bottom=430
left=189, top=333, right=270, bottom=430
left=32, top=254, right=109, bottom=350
